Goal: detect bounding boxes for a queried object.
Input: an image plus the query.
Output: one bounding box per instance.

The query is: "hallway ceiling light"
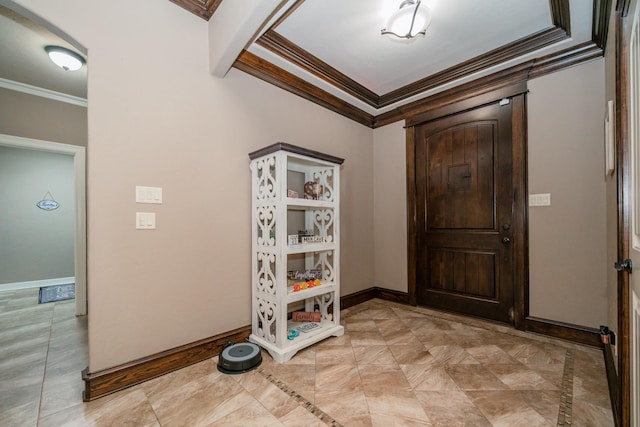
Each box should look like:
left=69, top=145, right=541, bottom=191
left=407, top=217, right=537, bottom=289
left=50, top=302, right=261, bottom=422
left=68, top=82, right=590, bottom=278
left=381, top=0, right=432, bottom=40
left=45, top=45, right=85, bottom=71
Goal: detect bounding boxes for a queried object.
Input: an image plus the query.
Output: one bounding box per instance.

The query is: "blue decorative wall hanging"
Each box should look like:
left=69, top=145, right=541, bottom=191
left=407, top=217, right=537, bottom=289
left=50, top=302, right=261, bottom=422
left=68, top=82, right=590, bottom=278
left=36, top=191, right=60, bottom=211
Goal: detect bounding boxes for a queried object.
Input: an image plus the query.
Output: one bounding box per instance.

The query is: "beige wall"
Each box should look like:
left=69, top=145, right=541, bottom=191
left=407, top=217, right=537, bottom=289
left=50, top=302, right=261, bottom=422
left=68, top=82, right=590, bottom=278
left=11, top=0, right=374, bottom=371
left=0, top=87, right=86, bottom=146
left=373, top=121, right=407, bottom=291
left=527, top=59, right=607, bottom=328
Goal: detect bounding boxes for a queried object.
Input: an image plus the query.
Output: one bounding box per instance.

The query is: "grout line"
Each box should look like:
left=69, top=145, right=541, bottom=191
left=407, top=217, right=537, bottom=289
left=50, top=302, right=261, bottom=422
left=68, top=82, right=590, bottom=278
left=36, top=299, right=57, bottom=425
left=557, top=348, right=575, bottom=426
left=256, top=367, right=344, bottom=427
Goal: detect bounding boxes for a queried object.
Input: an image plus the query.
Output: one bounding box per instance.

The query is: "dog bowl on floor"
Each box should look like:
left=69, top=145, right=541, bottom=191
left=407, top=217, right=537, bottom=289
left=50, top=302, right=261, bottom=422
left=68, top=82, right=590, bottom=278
left=217, top=342, right=262, bottom=374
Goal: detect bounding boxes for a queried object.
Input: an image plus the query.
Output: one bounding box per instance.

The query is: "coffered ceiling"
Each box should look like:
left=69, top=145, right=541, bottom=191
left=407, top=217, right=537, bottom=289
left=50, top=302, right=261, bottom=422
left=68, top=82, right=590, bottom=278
left=176, top=0, right=612, bottom=128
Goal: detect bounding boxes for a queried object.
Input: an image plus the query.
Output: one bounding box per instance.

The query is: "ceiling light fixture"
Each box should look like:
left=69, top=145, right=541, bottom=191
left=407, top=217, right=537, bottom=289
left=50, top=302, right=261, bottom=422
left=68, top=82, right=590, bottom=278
left=381, top=0, right=432, bottom=40
left=45, top=45, right=85, bottom=71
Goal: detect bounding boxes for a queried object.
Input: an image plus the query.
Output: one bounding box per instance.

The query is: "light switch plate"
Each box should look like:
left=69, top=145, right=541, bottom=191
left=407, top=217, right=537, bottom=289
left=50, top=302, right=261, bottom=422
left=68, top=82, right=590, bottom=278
left=136, top=186, right=162, bottom=204
left=529, top=193, right=551, bottom=206
left=136, top=212, right=156, bottom=229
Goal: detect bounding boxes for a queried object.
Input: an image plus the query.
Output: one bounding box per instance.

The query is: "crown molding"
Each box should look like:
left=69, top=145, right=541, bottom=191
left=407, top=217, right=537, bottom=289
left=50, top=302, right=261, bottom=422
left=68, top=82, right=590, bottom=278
left=168, top=0, right=223, bottom=20
left=0, top=78, right=87, bottom=107
left=234, top=50, right=375, bottom=127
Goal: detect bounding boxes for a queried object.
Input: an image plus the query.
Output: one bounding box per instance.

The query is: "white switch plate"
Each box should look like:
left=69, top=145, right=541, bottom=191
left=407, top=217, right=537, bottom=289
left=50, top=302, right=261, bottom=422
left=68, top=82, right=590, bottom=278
left=529, top=193, right=551, bottom=206
left=136, top=186, right=162, bottom=204
left=136, top=212, right=156, bottom=229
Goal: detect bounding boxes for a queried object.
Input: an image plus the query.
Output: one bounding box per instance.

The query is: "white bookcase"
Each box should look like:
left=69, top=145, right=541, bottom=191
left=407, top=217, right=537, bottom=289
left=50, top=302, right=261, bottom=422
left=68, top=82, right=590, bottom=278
left=248, top=143, right=344, bottom=363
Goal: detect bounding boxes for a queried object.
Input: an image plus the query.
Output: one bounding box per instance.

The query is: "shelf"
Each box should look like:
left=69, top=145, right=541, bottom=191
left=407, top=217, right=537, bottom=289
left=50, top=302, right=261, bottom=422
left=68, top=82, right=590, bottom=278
left=249, top=321, right=344, bottom=363
left=251, top=143, right=341, bottom=364
left=286, top=282, right=336, bottom=304
left=287, top=242, right=336, bottom=254
left=286, top=198, right=335, bottom=209
left=284, top=319, right=342, bottom=347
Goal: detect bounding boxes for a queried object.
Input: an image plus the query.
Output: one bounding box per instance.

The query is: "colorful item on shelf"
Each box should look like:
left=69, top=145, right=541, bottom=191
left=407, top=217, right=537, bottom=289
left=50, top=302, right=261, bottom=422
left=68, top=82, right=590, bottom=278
left=293, top=283, right=301, bottom=292
left=287, top=329, right=300, bottom=340
left=314, top=278, right=321, bottom=287
left=292, top=311, right=322, bottom=322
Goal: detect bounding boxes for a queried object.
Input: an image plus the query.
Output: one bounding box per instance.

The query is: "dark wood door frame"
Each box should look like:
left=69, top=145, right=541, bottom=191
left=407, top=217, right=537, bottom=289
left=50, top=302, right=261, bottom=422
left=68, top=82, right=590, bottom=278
left=613, top=2, right=632, bottom=426
left=406, top=82, right=529, bottom=330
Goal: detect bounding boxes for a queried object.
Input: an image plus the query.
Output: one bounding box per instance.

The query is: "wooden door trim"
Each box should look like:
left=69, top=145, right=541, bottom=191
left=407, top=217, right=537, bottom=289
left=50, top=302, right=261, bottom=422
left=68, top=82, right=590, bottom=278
left=406, top=83, right=528, bottom=329
left=614, top=3, right=631, bottom=426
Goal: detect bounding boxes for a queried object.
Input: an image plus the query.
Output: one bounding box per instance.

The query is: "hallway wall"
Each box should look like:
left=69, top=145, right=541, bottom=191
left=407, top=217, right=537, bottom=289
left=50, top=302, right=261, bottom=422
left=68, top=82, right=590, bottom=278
left=0, top=146, right=75, bottom=284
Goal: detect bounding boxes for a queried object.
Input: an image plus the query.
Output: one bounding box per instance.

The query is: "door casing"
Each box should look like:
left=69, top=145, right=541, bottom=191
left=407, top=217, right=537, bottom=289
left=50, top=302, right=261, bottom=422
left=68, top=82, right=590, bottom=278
left=406, top=83, right=529, bottom=329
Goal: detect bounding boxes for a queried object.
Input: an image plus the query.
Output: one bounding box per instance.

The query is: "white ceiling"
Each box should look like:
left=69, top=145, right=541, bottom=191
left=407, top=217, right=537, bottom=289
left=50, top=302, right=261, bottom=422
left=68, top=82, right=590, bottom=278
left=0, top=4, right=87, bottom=99
left=242, top=0, right=598, bottom=117
left=0, top=0, right=600, bottom=121
left=274, top=0, right=552, bottom=94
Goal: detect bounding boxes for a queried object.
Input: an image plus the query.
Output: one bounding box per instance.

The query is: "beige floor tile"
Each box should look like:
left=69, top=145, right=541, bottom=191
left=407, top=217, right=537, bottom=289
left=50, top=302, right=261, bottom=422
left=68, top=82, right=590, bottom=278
left=315, top=345, right=356, bottom=365
left=315, top=389, right=372, bottom=426
left=358, top=364, right=412, bottom=392
left=466, top=390, right=552, bottom=427
left=207, top=400, right=285, bottom=426
left=0, top=292, right=615, bottom=426
left=38, top=388, right=160, bottom=427
left=279, top=405, right=324, bottom=427
left=365, top=389, right=430, bottom=421
left=315, top=364, right=362, bottom=391
left=414, top=390, right=491, bottom=427
left=389, top=342, right=435, bottom=365
left=352, top=345, right=398, bottom=365
left=400, top=364, right=459, bottom=391
left=445, top=365, right=509, bottom=390
left=485, top=364, right=559, bottom=390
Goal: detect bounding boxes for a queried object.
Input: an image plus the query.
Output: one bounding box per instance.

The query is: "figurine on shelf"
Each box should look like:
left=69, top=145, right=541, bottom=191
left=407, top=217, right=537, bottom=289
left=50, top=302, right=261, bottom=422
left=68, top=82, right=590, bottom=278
left=304, top=178, right=324, bottom=200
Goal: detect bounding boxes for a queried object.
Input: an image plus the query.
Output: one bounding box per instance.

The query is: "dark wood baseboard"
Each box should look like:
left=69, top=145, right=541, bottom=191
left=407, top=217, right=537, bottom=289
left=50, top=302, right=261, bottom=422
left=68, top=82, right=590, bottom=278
left=341, top=287, right=410, bottom=310
left=82, top=325, right=251, bottom=401
left=604, top=343, right=622, bottom=427
left=82, top=289, right=602, bottom=402
left=341, top=287, right=378, bottom=309
left=525, top=317, right=603, bottom=348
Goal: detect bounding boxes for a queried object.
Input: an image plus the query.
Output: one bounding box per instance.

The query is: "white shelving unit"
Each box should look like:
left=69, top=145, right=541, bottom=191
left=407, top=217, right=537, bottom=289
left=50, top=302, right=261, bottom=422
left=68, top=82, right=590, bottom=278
left=248, top=143, right=344, bottom=363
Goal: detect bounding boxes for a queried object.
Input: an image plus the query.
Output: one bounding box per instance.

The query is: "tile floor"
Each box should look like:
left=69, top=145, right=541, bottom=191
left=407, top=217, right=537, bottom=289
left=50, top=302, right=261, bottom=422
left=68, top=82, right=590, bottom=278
left=1, top=290, right=613, bottom=426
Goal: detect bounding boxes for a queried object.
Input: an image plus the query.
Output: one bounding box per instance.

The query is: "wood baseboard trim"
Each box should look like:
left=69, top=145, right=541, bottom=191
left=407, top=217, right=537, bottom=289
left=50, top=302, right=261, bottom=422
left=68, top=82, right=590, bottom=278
left=604, top=343, right=622, bottom=427
left=341, top=288, right=378, bottom=309
left=374, top=287, right=410, bottom=304
left=83, top=288, right=394, bottom=401
left=525, top=317, right=602, bottom=348
left=341, top=287, right=410, bottom=309
left=82, top=325, right=251, bottom=401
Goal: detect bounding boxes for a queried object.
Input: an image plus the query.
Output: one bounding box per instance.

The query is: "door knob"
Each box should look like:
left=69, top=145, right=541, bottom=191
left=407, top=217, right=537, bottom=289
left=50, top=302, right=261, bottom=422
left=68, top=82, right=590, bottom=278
left=614, top=259, right=633, bottom=273
left=502, top=237, right=511, bottom=244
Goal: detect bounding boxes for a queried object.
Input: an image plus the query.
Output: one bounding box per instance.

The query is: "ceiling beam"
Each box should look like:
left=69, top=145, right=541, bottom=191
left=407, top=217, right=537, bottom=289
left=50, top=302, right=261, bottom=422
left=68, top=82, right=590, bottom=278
left=208, top=0, right=285, bottom=78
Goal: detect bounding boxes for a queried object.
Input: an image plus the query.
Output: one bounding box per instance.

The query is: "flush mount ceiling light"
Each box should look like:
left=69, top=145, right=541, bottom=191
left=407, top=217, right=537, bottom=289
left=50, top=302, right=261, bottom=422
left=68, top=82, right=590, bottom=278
left=381, top=0, right=432, bottom=40
left=45, top=45, right=85, bottom=71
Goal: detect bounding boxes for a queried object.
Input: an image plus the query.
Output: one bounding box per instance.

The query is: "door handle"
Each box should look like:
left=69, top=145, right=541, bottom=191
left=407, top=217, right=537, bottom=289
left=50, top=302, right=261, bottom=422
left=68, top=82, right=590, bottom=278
left=502, top=237, right=511, bottom=244
left=614, top=259, right=633, bottom=273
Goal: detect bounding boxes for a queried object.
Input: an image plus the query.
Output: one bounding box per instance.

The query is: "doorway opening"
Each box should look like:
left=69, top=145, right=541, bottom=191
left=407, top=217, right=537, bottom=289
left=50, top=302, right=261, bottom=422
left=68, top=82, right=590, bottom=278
left=0, top=134, right=86, bottom=315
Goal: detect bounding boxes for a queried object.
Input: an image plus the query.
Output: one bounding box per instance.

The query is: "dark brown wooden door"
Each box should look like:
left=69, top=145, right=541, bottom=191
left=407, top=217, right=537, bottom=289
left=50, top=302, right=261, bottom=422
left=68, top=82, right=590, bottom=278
left=415, top=100, right=515, bottom=324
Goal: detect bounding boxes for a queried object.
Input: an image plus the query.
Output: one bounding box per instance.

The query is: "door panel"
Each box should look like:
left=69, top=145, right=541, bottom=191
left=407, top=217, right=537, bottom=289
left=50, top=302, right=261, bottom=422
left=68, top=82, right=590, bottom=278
left=415, top=101, right=515, bottom=324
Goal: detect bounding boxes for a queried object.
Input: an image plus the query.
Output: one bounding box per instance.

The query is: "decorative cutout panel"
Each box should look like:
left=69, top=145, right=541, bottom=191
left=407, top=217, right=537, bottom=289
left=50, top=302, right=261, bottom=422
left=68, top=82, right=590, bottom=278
left=255, top=155, right=277, bottom=200
left=257, top=252, right=276, bottom=296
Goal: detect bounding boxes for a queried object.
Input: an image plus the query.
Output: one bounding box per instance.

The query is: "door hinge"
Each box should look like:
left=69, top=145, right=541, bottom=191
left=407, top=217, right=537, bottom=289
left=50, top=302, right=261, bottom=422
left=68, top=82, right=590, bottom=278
left=614, top=259, right=633, bottom=273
